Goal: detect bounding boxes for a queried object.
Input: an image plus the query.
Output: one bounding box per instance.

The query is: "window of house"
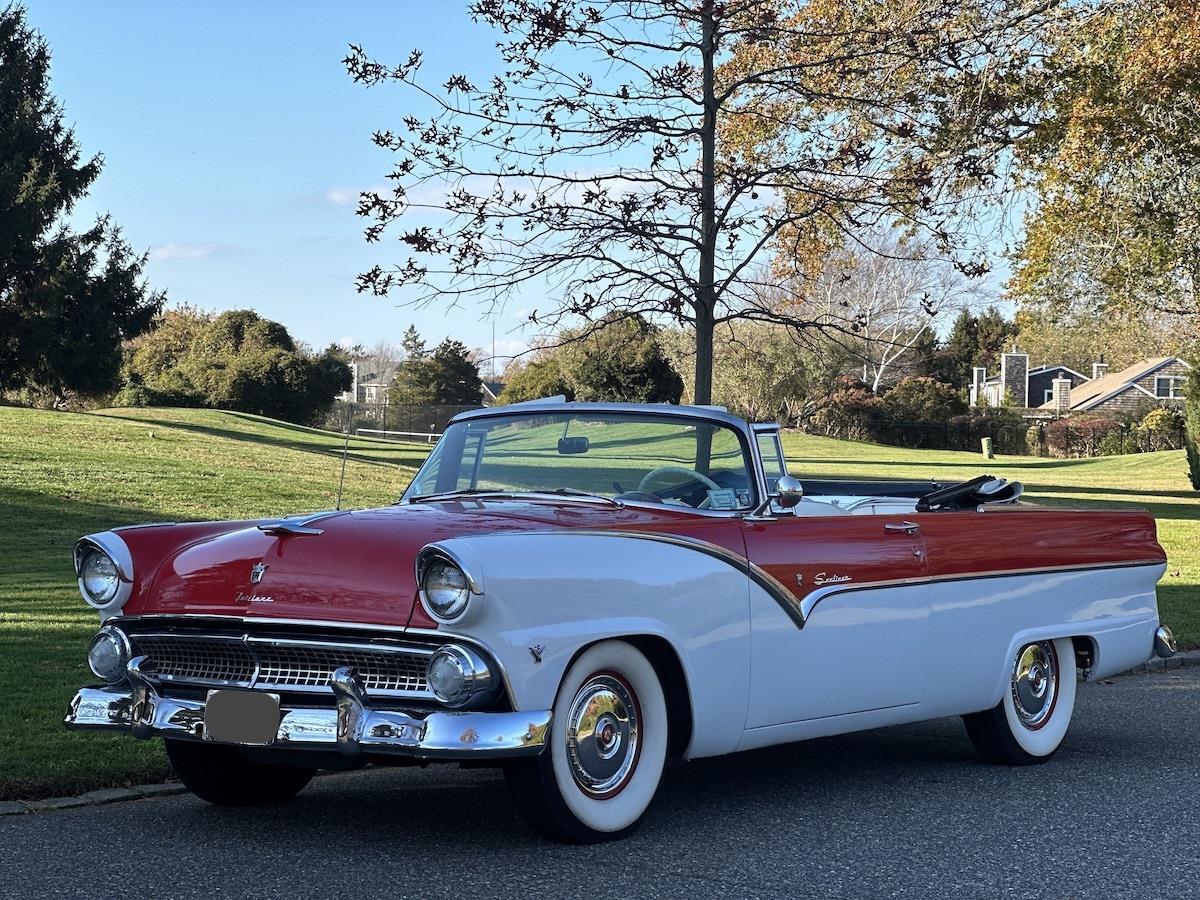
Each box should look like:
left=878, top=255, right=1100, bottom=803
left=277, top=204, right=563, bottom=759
left=1155, top=376, right=1184, bottom=399
left=1043, top=388, right=1054, bottom=404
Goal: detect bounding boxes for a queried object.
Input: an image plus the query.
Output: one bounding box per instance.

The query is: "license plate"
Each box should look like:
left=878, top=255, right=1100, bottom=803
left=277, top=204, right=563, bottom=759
left=203, top=690, right=281, bottom=746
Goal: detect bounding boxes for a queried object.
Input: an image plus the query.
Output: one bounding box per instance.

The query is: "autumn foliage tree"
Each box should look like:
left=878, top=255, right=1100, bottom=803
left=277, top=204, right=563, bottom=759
left=1010, top=0, right=1200, bottom=325
left=345, top=0, right=1061, bottom=405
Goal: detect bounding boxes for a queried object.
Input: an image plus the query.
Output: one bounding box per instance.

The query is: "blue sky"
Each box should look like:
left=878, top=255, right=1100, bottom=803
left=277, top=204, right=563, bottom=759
left=26, top=1, right=526, bottom=372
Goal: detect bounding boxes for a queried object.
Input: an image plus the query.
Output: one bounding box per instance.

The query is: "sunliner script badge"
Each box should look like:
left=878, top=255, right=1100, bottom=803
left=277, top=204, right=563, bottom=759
left=813, top=572, right=852, bottom=586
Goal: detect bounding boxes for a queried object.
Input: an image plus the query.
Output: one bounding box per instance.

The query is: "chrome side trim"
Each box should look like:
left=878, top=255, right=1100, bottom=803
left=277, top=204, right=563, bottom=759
left=800, top=558, right=1169, bottom=620
left=496, top=529, right=806, bottom=629
left=65, top=659, right=550, bottom=760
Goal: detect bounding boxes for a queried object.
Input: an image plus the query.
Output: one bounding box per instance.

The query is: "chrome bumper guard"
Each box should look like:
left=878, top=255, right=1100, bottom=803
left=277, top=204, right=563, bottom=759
left=65, top=657, right=551, bottom=760
left=1154, top=625, right=1178, bottom=660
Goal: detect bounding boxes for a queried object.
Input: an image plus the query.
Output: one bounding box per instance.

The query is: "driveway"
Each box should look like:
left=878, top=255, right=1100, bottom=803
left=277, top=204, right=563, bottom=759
left=4, top=667, right=1198, bottom=899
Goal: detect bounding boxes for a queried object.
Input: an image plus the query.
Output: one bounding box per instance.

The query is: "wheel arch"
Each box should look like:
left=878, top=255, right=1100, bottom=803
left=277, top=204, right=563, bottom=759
left=556, top=634, right=695, bottom=760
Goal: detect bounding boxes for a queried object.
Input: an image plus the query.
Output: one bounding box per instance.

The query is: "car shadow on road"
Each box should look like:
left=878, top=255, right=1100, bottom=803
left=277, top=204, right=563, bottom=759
left=170, top=719, right=983, bottom=851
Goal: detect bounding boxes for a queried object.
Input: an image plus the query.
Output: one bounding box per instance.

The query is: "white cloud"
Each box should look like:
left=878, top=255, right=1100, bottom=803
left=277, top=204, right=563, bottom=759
left=324, top=187, right=360, bottom=206
left=150, top=242, right=237, bottom=261
left=324, top=183, right=395, bottom=207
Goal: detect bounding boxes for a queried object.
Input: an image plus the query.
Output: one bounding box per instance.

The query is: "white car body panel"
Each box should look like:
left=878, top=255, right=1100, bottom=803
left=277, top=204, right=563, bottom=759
left=425, top=531, right=1166, bottom=761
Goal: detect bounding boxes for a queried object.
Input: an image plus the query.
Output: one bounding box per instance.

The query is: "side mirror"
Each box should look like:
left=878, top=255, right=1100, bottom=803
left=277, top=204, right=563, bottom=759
left=775, top=475, right=804, bottom=509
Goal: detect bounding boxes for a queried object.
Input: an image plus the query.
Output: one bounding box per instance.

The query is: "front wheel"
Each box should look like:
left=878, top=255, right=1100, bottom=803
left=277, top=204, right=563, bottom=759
left=165, top=739, right=316, bottom=806
left=963, top=637, right=1077, bottom=765
left=504, top=640, right=669, bottom=843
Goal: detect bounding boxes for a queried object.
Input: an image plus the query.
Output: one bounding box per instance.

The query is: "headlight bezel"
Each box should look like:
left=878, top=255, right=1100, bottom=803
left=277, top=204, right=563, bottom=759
left=87, top=625, right=132, bottom=683
left=416, top=545, right=483, bottom=625
left=73, top=533, right=134, bottom=617
left=426, top=643, right=497, bottom=708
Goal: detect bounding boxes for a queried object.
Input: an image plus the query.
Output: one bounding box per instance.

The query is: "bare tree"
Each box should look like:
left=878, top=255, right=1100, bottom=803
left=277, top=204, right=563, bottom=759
left=364, top=338, right=402, bottom=379
left=809, top=236, right=984, bottom=392
left=344, top=0, right=1058, bottom=404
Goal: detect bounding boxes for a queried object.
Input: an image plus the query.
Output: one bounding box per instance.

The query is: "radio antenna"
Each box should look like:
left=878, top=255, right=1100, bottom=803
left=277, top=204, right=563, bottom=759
left=335, top=409, right=352, bottom=510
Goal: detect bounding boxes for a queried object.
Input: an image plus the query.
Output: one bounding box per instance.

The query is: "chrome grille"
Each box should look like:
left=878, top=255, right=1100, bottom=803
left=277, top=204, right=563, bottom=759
left=127, top=633, right=431, bottom=697
left=256, top=644, right=427, bottom=693
left=133, top=635, right=255, bottom=684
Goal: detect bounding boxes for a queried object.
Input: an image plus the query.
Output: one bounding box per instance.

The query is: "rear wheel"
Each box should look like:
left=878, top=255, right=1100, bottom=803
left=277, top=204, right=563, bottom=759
left=166, top=739, right=316, bottom=806
left=963, top=638, right=1077, bottom=765
left=504, top=640, right=669, bottom=843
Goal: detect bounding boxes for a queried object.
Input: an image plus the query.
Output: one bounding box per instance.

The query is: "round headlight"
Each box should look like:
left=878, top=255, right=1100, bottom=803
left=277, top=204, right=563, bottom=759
left=426, top=644, right=495, bottom=708
left=88, top=626, right=131, bottom=683
left=80, top=549, right=121, bottom=608
left=422, top=559, right=471, bottom=621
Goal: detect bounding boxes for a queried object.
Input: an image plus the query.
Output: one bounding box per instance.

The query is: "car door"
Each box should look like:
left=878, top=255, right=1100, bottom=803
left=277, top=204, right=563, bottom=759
left=741, top=436, right=931, bottom=727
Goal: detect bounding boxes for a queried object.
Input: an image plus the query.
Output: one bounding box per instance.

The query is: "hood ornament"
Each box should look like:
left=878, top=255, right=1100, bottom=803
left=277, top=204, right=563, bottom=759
left=250, top=562, right=269, bottom=584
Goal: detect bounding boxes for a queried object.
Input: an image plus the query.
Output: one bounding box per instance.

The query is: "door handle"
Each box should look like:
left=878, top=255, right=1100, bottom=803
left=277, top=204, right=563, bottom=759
left=884, top=521, right=920, bottom=535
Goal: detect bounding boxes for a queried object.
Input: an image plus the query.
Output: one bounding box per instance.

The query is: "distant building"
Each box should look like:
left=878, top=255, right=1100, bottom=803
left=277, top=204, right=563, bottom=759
left=1037, top=357, right=1191, bottom=415
left=969, top=349, right=1190, bottom=415
left=338, top=360, right=399, bottom=406
left=481, top=381, right=506, bottom=407
left=970, top=348, right=1091, bottom=408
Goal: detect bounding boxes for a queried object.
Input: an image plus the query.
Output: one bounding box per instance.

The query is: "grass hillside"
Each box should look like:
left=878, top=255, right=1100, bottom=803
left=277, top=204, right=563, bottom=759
left=0, top=406, right=1194, bottom=799
left=0, top=406, right=427, bottom=800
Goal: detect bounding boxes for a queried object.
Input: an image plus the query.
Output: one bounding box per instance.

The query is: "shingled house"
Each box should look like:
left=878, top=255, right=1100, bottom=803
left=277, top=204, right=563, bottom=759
left=970, top=348, right=1093, bottom=408
left=1037, top=357, right=1191, bottom=415
left=970, top=350, right=1190, bottom=415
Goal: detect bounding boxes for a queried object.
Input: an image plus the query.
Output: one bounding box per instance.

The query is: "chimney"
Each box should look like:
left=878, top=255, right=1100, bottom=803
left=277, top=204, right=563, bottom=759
left=999, top=345, right=1029, bottom=408
left=970, top=367, right=987, bottom=406
left=1091, top=355, right=1108, bottom=381
left=1052, top=375, right=1073, bottom=413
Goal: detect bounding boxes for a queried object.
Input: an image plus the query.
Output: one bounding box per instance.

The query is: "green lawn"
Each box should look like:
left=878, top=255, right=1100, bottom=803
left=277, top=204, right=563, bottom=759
left=0, top=406, right=1194, bottom=800
left=0, top=406, right=425, bottom=800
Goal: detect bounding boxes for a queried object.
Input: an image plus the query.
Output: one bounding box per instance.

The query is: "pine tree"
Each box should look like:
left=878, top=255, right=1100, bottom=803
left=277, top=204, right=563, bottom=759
left=0, top=4, right=162, bottom=401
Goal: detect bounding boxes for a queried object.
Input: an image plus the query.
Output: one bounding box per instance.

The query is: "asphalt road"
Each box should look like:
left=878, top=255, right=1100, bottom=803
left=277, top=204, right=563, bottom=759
left=4, top=667, right=1198, bottom=900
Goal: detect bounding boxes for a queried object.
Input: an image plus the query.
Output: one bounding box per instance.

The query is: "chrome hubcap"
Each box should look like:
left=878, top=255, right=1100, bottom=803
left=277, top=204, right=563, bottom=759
left=565, top=674, right=639, bottom=798
left=1012, top=642, right=1059, bottom=730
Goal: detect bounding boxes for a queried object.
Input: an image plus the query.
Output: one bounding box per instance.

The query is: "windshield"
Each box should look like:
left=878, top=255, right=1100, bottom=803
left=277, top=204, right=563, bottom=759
left=403, top=411, right=757, bottom=511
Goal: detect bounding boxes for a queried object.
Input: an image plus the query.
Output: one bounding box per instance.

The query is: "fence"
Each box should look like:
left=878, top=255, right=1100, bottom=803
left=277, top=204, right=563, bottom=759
left=807, top=416, right=1187, bottom=459
left=321, top=401, right=482, bottom=438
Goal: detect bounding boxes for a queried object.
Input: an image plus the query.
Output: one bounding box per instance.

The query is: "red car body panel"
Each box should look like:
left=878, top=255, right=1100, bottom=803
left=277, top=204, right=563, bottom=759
left=745, top=506, right=1164, bottom=605
left=113, top=498, right=1165, bottom=629
left=116, top=501, right=755, bottom=630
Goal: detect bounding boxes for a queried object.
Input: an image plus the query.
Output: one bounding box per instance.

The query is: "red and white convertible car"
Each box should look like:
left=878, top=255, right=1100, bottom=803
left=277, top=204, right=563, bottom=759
left=66, top=400, right=1176, bottom=842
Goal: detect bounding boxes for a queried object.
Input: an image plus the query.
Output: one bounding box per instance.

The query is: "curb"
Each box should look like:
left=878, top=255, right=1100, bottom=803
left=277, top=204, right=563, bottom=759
left=1131, top=648, right=1200, bottom=675
left=0, top=783, right=187, bottom=817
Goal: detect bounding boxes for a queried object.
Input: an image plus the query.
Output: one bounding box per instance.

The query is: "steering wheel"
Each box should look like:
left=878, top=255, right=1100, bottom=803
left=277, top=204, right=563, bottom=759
left=638, top=466, right=722, bottom=509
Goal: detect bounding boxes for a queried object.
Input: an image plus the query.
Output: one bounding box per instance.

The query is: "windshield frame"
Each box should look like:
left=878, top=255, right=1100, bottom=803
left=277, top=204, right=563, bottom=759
left=400, top=405, right=767, bottom=516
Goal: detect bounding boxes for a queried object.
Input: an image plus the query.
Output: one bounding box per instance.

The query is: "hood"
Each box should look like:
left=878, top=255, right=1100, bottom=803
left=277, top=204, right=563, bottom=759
left=124, top=500, right=712, bottom=629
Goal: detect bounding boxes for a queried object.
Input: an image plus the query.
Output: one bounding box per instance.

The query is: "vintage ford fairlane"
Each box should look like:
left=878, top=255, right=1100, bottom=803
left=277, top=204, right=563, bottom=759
left=66, top=399, right=1177, bottom=842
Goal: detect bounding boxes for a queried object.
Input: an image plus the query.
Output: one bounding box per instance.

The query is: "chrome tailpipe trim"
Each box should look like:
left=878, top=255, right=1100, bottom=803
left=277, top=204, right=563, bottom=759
left=1154, top=625, right=1178, bottom=660
left=65, top=657, right=551, bottom=760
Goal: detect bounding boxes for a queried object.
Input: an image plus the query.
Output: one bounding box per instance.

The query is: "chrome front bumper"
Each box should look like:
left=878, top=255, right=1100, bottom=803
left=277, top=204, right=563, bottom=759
left=65, top=658, right=550, bottom=760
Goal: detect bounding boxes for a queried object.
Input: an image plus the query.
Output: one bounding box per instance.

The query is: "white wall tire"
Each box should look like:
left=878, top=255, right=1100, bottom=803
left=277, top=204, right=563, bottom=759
left=504, top=640, right=669, bottom=843
left=963, top=637, right=1077, bottom=765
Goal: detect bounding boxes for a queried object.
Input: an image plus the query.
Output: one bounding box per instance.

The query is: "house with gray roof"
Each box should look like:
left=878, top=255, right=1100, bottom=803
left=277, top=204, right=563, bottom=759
left=1037, top=356, right=1190, bottom=415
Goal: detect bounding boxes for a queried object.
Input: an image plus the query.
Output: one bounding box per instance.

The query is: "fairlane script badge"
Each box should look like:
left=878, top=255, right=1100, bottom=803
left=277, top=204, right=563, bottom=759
left=235, top=591, right=274, bottom=604
left=813, top=572, right=852, bottom=586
